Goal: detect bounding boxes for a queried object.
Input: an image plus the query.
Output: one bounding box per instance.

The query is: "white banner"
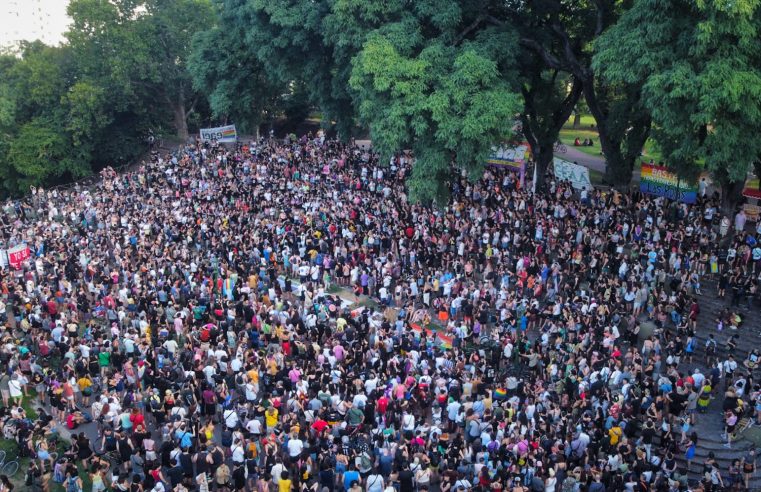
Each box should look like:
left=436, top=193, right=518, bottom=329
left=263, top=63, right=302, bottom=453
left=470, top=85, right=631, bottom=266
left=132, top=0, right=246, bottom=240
left=199, top=125, right=237, bottom=143
left=554, top=158, right=591, bottom=190
left=0, top=250, right=7, bottom=269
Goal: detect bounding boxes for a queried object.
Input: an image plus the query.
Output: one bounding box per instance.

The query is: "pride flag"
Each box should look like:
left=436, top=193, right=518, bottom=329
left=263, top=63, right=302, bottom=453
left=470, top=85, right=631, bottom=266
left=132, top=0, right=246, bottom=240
left=640, top=163, right=697, bottom=204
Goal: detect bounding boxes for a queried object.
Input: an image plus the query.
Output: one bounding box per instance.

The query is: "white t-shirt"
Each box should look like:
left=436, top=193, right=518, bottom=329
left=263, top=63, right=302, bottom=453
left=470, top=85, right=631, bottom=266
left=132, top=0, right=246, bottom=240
left=287, top=438, right=304, bottom=458
left=231, top=444, right=245, bottom=463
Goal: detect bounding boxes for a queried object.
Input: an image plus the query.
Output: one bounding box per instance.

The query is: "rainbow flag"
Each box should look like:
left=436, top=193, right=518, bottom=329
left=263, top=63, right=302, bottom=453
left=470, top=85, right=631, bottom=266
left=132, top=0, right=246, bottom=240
left=640, top=162, right=697, bottom=204
left=494, top=388, right=508, bottom=400
left=436, top=332, right=453, bottom=350
left=743, top=176, right=761, bottom=199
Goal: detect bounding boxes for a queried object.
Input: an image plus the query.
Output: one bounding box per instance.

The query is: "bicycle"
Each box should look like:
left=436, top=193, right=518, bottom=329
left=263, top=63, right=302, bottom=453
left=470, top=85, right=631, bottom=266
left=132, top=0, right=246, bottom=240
left=0, top=449, right=20, bottom=477
left=554, top=142, right=568, bottom=154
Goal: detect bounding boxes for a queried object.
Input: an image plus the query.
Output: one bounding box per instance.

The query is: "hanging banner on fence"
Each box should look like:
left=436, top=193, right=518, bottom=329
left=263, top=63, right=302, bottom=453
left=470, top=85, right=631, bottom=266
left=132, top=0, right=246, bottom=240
left=553, top=158, right=592, bottom=190
left=486, top=144, right=530, bottom=172
left=199, top=125, right=237, bottom=143
left=7, top=244, right=30, bottom=269
left=639, top=162, right=697, bottom=203
left=744, top=203, right=761, bottom=222
left=743, top=175, right=761, bottom=200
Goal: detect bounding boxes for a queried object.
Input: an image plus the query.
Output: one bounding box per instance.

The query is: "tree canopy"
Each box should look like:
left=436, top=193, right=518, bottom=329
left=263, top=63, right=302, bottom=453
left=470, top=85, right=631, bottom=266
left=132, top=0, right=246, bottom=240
left=595, top=0, right=761, bottom=195
left=2, top=0, right=761, bottom=203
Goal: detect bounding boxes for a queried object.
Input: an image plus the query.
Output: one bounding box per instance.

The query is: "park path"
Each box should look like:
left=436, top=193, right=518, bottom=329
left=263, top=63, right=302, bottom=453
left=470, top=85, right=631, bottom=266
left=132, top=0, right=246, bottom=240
left=554, top=146, right=607, bottom=174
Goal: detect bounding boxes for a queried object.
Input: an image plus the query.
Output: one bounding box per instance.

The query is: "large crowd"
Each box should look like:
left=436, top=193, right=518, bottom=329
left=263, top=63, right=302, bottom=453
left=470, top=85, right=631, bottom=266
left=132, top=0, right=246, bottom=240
left=0, top=134, right=759, bottom=492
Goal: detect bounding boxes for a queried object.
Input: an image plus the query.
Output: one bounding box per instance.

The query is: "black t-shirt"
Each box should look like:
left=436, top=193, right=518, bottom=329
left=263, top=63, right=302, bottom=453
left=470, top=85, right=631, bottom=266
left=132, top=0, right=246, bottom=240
left=398, top=470, right=414, bottom=492
left=167, top=465, right=184, bottom=486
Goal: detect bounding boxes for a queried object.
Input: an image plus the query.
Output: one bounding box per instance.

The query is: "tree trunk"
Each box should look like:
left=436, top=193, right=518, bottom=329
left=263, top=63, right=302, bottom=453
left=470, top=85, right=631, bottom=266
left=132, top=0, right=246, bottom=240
left=580, top=75, right=650, bottom=189
left=604, top=149, right=635, bottom=188
left=573, top=113, right=581, bottom=128
left=720, top=179, right=745, bottom=216
left=533, top=142, right=554, bottom=191
left=174, top=103, right=189, bottom=142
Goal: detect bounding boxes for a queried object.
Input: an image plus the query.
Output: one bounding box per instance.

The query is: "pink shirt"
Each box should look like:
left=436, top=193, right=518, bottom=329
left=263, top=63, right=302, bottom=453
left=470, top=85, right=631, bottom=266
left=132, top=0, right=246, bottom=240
left=288, top=369, right=301, bottom=383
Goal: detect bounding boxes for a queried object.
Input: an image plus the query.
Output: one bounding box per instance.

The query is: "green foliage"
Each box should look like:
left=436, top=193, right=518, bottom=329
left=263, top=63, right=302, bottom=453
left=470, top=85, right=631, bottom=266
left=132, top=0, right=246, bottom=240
left=595, top=0, right=761, bottom=183
left=0, top=0, right=214, bottom=198
left=344, top=3, right=522, bottom=203
left=7, top=119, right=89, bottom=190
left=188, top=0, right=284, bottom=134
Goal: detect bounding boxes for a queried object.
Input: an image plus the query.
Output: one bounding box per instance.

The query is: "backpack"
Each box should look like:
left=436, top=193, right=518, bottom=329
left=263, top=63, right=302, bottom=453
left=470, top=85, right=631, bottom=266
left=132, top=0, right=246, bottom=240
left=150, top=395, right=162, bottom=411
left=66, top=476, right=82, bottom=492
left=706, top=340, right=717, bottom=354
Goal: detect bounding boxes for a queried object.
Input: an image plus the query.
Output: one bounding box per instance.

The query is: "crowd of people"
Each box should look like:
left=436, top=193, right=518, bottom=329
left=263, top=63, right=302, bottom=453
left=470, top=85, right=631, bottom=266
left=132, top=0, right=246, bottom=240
left=0, top=133, right=759, bottom=492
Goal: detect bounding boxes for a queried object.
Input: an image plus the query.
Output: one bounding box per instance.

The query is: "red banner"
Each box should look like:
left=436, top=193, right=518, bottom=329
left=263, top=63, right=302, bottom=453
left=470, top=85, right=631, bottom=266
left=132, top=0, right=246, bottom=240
left=7, top=244, right=30, bottom=270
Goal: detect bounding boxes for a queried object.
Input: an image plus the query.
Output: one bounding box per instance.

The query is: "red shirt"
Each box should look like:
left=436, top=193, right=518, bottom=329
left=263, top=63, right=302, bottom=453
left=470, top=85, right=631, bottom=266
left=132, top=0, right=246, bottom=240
left=311, top=419, right=329, bottom=433
left=377, top=396, right=389, bottom=414
left=130, top=413, right=145, bottom=428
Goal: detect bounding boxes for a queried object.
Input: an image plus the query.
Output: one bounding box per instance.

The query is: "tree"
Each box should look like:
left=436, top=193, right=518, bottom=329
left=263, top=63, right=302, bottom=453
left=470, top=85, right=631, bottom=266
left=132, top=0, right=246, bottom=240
left=515, top=0, right=651, bottom=187
left=344, top=2, right=522, bottom=203
left=7, top=119, right=89, bottom=190
left=595, top=0, right=761, bottom=208
left=518, top=69, right=582, bottom=191
left=189, top=0, right=286, bottom=136
left=242, top=0, right=357, bottom=138
left=66, top=0, right=214, bottom=140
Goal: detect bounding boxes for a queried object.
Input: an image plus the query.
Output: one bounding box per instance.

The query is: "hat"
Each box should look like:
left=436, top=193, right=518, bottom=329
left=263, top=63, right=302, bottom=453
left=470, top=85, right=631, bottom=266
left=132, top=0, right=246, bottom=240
left=138, top=360, right=145, bottom=367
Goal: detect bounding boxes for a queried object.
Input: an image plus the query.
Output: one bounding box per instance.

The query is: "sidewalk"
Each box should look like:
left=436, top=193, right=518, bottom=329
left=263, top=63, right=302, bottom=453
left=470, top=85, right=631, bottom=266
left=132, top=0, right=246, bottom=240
left=554, top=146, right=606, bottom=174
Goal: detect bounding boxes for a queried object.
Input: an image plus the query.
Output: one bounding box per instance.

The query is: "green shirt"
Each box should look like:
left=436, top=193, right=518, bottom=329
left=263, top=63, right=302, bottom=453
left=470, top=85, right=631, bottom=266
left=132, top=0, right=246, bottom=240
left=98, top=351, right=111, bottom=367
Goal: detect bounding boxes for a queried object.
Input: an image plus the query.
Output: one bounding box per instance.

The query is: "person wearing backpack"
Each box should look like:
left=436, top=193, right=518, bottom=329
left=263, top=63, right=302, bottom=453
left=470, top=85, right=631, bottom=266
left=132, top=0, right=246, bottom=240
left=65, top=471, right=83, bottom=492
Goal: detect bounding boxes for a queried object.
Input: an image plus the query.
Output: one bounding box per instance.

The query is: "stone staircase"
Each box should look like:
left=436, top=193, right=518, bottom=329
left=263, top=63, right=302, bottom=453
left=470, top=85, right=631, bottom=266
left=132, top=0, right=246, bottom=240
left=662, top=278, right=761, bottom=488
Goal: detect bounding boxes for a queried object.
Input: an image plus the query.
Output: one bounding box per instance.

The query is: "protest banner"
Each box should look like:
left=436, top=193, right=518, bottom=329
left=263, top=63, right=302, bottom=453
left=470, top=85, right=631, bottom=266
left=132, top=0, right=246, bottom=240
left=7, top=244, right=30, bottom=269
left=743, top=175, right=761, bottom=200
left=553, top=158, right=592, bottom=190
left=199, top=125, right=237, bottom=143
left=639, top=162, right=697, bottom=203
left=486, top=144, right=530, bottom=172
left=0, top=250, right=7, bottom=269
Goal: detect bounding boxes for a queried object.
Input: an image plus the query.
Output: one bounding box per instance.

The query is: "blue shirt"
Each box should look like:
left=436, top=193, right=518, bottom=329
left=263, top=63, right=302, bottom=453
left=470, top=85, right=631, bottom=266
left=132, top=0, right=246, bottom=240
left=174, top=429, right=193, bottom=449
left=343, top=470, right=360, bottom=491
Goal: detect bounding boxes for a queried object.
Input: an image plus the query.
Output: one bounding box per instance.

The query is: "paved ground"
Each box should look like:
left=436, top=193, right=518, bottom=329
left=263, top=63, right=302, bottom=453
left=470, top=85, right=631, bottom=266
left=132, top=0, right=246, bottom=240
left=554, top=146, right=607, bottom=174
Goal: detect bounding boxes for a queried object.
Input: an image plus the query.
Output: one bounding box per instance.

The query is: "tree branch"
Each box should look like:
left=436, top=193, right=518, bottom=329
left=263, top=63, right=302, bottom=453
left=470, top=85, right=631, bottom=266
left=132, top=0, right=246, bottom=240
left=519, top=38, right=567, bottom=72
left=454, top=14, right=486, bottom=46
left=553, top=76, right=583, bottom=124
left=550, top=24, right=588, bottom=79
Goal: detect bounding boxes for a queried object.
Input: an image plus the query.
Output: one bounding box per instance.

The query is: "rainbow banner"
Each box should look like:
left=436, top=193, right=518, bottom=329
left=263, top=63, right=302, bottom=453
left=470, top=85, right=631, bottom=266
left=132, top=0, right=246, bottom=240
left=436, top=332, right=453, bottom=350
left=743, top=176, right=761, bottom=200
left=486, top=144, right=530, bottom=172
left=640, top=163, right=697, bottom=204
left=200, top=124, right=238, bottom=143
left=410, top=323, right=453, bottom=350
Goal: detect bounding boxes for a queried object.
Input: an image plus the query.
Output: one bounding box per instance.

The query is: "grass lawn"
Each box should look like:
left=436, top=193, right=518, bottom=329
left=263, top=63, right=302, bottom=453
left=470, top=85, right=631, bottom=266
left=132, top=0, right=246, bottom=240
left=589, top=169, right=605, bottom=185
left=642, top=137, right=663, bottom=164
left=0, top=390, right=93, bottom=491
left=0, top=390, right=39, bottom=488
left=559, top=115, right=603, bottom=158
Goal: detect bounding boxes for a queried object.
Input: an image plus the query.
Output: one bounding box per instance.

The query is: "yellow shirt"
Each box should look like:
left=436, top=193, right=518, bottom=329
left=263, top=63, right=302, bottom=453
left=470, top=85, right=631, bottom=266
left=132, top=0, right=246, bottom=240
left=77, top=377, right=92, bottom=392
left=279, top=478, right=292, bottom=492
left=609, top=426, right=622, bottom=445
left=265, top=409, right=279, bottom=428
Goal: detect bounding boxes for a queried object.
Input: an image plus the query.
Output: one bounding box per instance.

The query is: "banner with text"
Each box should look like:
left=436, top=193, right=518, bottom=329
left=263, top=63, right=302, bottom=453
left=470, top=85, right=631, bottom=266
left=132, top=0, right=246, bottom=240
left=7, top=244, right=30, bottom=270
left=486, top=144, right=530, bottom=172
left=743, top=175, right=761, bottom=200
left=553, top=158, right=592, bottom=190
left=640, top=163, right=697, bottom=203
left=199, top=125, right=237, bottom=143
